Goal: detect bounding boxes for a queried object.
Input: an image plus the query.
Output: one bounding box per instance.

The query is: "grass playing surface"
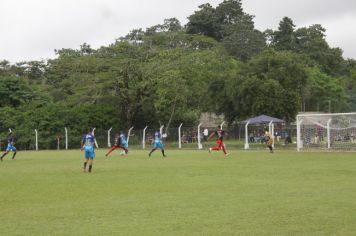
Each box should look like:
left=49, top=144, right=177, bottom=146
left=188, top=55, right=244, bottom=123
left=1, top=149, right=356, bottom=235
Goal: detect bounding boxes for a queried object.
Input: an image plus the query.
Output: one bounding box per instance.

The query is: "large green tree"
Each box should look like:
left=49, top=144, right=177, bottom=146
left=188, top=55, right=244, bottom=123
left=272, top=17, right=296, bottom=51
left=0, top=76, right=51, bottom=108
left=0, top=1, right=355, bottom=149
left=207, top=49, right=308, bottom=122
left=269, top=18, right=347, bottom=77
left=186, top=0, right=266, bottom=61
left=304, top=67, right=349, bottom=112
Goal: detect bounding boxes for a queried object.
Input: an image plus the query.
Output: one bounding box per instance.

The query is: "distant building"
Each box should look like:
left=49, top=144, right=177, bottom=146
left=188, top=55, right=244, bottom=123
left=199, top=112, right=224, bottom=127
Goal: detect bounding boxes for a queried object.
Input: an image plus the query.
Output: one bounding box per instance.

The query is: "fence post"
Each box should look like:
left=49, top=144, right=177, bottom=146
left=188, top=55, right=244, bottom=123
left=197, top=123, right=202, bottom=149
left=92, top=128, right=99, bottom=148
left=178, top=123, right=183, bottom=149
left=327, top=119, right=332, bottom=149
left=107, top=127, right=112, bottom=148
left=269, top=121, right=274, bottom=148
left=65, top=127, right=68, bottom=150
left=268, top=121, right=272, bottom=134
left=35, top=129, right=38, bottom=151
left=297, top=118, right=303, bottom=151
left=142, top=126, right=148, bottom=149
left=160, top=125, right=164, bottom=136
left=272, top=123, right=275, bottom=148
left=127, top=127, right=134, bottom=144
left=244, top=121, right=250, bottom=149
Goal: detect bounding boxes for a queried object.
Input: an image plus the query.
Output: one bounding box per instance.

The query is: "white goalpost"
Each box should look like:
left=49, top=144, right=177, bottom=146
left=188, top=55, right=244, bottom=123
left=297, top=112, right=356, bottom=151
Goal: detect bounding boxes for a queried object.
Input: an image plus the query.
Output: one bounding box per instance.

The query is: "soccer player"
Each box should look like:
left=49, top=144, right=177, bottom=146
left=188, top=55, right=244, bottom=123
left=207, top=126, right=230, bottom=156
left=148, top=130, right=166, bottom=157
left=81, top=128, right=98, bottom=173
left=264, top=128, right=274, bottom=153
left=105, top=132, right=128, bottom=156
left=0, top=131, right=17, bottom=161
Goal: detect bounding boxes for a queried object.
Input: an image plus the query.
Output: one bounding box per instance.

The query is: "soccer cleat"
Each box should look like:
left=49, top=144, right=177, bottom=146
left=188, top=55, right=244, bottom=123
left=209, top=148, right=212, bottom=153
left=225, top=153, right=230, bottom=157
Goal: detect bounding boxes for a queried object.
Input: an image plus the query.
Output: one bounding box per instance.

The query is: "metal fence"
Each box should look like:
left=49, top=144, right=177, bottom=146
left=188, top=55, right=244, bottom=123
left=0, top=124, right=297, bottom=151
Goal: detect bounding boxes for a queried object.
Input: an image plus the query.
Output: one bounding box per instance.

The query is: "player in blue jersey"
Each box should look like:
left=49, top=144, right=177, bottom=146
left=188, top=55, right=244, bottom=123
left=148, top=130, right=166, bottom=157
left=105, top=132, right=129, bottom=156
left=0, top=131, right=17, bottom=161
left=81, top=128, right=98, bottom=173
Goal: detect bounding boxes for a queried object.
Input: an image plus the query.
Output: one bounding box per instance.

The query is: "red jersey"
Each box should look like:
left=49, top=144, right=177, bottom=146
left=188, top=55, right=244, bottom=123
left=215, top=129, right=225, bottom=141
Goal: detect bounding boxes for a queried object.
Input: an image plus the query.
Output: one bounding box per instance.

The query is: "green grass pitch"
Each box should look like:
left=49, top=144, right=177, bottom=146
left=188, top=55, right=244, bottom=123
left=1, top=149, right=356, bottom=235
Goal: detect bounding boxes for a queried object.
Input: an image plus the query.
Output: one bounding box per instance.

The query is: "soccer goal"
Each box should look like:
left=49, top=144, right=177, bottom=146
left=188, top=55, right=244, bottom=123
left=297, top=112, right=356, bottom=151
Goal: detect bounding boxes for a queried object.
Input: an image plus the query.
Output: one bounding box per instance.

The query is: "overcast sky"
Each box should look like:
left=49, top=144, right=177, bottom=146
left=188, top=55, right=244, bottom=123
left=1, top=0, right=355, bottom=63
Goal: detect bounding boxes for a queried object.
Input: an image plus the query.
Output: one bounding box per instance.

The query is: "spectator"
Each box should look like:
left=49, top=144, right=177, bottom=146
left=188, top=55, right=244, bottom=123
left=162, top=133, right=167, bottom=143
left=191, top=129, right=197, bottom=143
left=203, top=128, right=209, bottom=142
left=249, top=132, right=255, bottom=143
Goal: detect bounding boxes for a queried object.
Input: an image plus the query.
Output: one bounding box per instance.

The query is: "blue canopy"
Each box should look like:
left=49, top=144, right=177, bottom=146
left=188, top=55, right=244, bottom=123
left=241, top=115, right=285, bottom=125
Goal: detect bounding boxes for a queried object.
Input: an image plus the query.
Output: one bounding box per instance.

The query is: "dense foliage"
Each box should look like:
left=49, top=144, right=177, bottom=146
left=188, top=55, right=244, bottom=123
left=1, top=0, right=355, bottom=149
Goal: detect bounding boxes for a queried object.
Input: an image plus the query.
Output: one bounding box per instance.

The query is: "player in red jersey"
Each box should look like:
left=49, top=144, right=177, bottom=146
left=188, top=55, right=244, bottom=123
left=207, top=126, right=230, bottom=156
left=105, top=132, right=128, bottom=157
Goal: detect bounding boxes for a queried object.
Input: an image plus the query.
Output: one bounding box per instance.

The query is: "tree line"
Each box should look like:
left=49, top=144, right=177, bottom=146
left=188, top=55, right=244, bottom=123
left=1, top=0, right=355, bottom=149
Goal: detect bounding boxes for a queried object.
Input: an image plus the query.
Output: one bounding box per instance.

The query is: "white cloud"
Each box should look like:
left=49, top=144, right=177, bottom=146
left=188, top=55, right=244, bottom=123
left=0, top=0, right=355, bottom=62
left=242, top=0, right=356, bottom=60
left=321, top=14, right=356, bottom=59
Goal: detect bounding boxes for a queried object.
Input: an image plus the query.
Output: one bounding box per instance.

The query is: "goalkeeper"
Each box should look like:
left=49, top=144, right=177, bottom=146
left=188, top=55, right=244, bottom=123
left=264, top=128, right=274, bottom=153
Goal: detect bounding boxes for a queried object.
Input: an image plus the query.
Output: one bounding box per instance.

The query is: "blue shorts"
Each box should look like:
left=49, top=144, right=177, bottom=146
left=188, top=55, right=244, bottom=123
left=153, top=141, right=164, bottom=150
left=6, top=144, right=16, bottom=152
left=121, top=142, right=128, bottom=148
left=84, top=146, right=95, bottom=159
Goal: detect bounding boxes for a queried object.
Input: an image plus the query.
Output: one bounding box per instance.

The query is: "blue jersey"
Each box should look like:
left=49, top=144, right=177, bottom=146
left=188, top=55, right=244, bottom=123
left=154, top=132, right=161, bottom=143
left=8, top=135, right=14, bottom=144
left=6, top=135, right=16, bottom=152
left=82, top=134, right=95, bottom=148
left=153, top=132, right=163, bottom=149
left=119, top=134, right=127, bottom=145
left=119, top=134, right=128, bottom=148
left=82, top=133, right=95, bottom=159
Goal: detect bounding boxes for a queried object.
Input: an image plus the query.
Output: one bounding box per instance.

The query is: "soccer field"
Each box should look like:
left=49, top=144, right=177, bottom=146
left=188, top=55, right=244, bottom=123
left=1, top=149, right=356, bottom=235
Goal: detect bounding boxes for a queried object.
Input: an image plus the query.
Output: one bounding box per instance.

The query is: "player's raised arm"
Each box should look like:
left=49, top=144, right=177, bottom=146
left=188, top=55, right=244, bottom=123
left=94, top=137, right=99, bottom=149
left=80, top=136, right=85, bottom=151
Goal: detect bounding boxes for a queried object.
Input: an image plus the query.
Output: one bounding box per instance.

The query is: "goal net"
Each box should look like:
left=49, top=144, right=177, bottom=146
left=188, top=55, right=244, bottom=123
left=297, top=112, right=356, bottom=151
